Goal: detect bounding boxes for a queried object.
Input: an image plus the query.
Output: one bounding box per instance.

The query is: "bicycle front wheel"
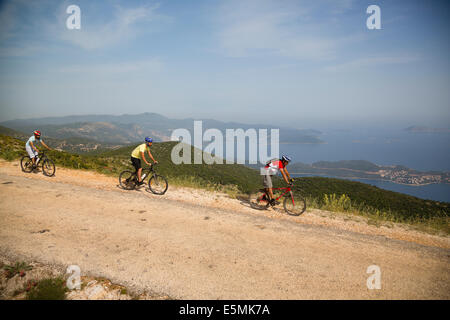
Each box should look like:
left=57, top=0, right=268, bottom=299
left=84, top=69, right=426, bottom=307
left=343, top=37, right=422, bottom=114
left=42, top=159, right=55, bottom=177
left=20, top=156, right=33, bottom=173
left=148, top=174, right=168, bottom=195
left=283, top=192, right=306, bottom=216
left=249, top=190, right=270, bottom=210
left=119, top=171, right=136, bottom=190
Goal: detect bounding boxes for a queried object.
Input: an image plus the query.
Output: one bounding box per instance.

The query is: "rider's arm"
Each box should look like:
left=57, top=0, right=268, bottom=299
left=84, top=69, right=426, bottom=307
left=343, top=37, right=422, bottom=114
left=30, top=141, right=38, bottom=153
left=147, top=149, right=157, bottom=163
left=140, top=151, right=151, bottom=166
left=284, top=167, right=292, bottom=181
left=280, top=168, right=290, bottom=184
left=41, top=141, right=51, bottom=151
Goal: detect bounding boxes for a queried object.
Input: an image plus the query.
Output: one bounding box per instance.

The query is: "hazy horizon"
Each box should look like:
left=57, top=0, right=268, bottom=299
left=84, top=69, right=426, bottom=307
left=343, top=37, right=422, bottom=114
left=2, top=110, right=448, bottom=132
left=1, top=0, right=449, bottom=129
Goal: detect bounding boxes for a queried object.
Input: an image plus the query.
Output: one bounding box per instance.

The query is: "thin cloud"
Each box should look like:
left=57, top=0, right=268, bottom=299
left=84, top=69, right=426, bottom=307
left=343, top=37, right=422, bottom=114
left=0, top=1, right=17, bottom=41
left=0, top=44, right=45, bottom=57
left=57, top=58, right=164, bottom=74
left=56, top=2, right=171, bottom=50
left=214, top=0, right=355, bottom=60
left=323, top=55, right=421, bottom=72
left=0, top=1, right=172, bottom=56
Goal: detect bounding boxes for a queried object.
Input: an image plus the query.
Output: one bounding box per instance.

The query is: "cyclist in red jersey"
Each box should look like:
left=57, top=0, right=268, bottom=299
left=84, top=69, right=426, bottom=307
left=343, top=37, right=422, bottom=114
left=263, top=155, right=294, bottom=205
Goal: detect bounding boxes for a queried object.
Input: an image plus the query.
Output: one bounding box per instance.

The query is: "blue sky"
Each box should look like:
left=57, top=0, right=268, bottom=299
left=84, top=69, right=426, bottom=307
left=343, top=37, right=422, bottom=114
left=0, top=0, right=449, bottom=129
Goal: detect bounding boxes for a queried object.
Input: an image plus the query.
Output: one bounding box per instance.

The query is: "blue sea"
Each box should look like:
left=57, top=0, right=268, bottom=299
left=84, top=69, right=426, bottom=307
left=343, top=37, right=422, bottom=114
left=292, top=174, right=450, bottom=203
left=279, top=127, right=450, bottom=203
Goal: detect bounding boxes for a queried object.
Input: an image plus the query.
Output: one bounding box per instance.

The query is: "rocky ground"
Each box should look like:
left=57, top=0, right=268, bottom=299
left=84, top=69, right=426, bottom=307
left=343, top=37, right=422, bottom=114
left=0, top=255, right=170, bottom=300
left=0, top=254, right=171, bottom=300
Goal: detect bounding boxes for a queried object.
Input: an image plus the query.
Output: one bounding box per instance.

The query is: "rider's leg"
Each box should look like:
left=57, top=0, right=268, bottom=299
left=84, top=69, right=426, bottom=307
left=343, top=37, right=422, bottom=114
left=263, top=174, right=276, bottom=205
left=267, top=187, right=274, bottom=200
left=26, top=145, right=36, bottom=167
left=263, top=174, right=274, bottom=199
left=31, top=156, right=39, bottom=172
left=131, top=157, right=142, bottom=183
left=267, top=188, right=279, bottom=206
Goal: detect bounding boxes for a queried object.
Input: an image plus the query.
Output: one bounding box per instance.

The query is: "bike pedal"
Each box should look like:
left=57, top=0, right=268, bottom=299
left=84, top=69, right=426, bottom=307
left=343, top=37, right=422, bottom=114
left=269, top=200, right=279, bottom=206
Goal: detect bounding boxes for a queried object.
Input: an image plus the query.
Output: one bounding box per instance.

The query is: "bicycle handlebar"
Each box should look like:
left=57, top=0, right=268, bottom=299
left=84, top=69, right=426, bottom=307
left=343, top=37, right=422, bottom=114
left=142, top=163, right=158, bottom=170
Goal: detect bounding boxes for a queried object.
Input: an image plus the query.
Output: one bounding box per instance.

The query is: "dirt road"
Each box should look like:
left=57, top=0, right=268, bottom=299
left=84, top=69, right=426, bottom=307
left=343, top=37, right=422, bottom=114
left=0, top=161, right=449, bottom=299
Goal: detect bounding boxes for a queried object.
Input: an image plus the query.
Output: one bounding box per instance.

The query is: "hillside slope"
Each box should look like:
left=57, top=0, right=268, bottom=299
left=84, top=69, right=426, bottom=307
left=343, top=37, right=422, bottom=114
left=1, top=134, right=448, bottom=234
left=0, top=125, right=121, bottom=154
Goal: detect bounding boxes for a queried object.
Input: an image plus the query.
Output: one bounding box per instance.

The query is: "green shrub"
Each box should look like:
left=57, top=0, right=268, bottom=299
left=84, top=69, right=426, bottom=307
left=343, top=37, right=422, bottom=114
left=323, top=193, right=352, bottom=212
left=3, top=261, right=32, bottom=279
left=26, top=277, right=67, bottom=300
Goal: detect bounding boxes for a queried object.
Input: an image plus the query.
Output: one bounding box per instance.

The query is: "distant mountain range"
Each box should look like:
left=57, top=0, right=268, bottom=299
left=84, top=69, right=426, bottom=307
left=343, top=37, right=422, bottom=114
left=8, top=113, right=448, bottom=186
left=405, top=126, right=450, bottom=133
left=0, top=113, right=324, bottom=145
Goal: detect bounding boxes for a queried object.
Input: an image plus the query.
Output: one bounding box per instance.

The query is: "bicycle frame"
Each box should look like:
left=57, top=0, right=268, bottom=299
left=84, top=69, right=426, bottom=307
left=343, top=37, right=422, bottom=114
left=25, top=151, right=47, bottom=165
left=258, top=186, right=295, bottom=205
left=271, top=186, right=293, bottom=201
left=251, top=183, right=305, bottom=215
left=132, top=165, right=156, bottom=181
left=36, top=151, right=47, bottom=162
left=259, top=185, right=295, bottom=205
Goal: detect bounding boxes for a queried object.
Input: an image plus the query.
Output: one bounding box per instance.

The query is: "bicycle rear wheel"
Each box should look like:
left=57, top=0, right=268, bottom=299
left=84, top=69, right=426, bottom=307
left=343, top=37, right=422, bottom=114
left=249, top=190, right=270, bottom=210
left=20, top=156, right=33, bottom=173
left=148, top=174, right=168, bottom=195
left=119, top=171, right=137, bottom=190
left=42, top=159, right=55, bottom=177
left=283, top=192, right=306, bottom=216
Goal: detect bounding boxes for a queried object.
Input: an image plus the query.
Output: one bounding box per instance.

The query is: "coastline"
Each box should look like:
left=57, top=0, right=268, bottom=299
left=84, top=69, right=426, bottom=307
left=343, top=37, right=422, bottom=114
left=291, top=172, right=443, bottom=187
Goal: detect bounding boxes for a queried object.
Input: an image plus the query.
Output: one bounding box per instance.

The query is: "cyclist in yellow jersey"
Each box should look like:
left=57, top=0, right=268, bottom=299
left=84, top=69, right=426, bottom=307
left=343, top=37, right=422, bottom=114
left=131, top=137, right=158, bottom=185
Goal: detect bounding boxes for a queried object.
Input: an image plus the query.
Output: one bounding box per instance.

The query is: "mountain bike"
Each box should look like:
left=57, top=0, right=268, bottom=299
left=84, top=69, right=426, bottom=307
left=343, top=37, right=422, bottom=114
left=119, top=164, right=168, bottom=195
left=249, top=182, right=306, bottom=216
left=20, top=151, right=56, bottom=177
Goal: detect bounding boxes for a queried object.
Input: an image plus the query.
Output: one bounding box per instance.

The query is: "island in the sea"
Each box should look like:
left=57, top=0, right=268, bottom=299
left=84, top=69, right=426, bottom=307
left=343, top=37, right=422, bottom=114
left=288, top=160, right=450, bottom=186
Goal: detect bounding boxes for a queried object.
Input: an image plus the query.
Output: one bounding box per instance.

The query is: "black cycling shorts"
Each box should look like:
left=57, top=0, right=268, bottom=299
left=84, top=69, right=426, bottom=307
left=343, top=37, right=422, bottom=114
left=131, top=157, right=141, bottom=171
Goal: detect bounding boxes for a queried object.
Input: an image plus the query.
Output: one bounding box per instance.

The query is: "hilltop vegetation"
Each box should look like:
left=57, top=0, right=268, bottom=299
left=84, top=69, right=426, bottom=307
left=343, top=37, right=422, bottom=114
left=94, top=141, right=263, bottom=193
left=0, top=134, right=448, bottom=234
left=0, top=125, right=122, bottom=154
left=0, top=134, right=262, bottom=193
left=293, top=177, right=448, bottom=227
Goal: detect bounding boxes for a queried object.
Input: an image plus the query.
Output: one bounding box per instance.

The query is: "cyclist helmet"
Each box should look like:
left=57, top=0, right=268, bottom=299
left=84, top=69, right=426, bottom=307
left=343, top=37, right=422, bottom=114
left=33, top=130, right=41, bottom=137
left=281, top=155, right=291, bottom=163
left=145, top=137, right=153, bottom=143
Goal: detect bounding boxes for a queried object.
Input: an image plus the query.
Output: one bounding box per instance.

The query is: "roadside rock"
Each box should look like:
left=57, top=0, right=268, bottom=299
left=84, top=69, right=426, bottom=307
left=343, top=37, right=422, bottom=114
left=1, top=255, right=168, bottom=300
